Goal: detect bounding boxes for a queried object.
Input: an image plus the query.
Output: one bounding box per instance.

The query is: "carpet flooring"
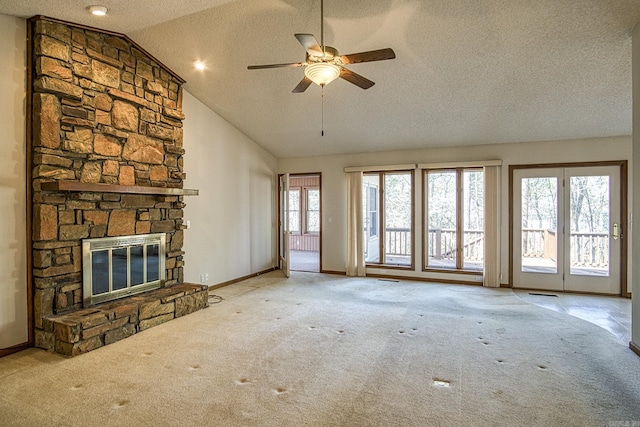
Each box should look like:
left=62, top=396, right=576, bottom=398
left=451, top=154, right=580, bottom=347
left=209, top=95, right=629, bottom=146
left=1, top=271, right=639, bottom=426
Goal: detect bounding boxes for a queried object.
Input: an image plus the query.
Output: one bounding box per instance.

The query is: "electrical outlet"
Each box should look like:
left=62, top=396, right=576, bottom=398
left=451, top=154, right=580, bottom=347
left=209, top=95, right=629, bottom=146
left=200, top=273, right=209, bottom=283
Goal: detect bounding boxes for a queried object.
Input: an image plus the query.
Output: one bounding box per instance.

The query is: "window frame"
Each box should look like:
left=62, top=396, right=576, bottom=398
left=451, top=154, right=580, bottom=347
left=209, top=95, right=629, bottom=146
left=363, top=169, right=415, bottom=270
left=422, top=167, right=484, bottom=275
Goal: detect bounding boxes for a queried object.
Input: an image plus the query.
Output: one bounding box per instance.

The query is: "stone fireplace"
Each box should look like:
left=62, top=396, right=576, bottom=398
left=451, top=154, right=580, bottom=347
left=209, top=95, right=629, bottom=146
left=28, top=16, right=208, bottom=356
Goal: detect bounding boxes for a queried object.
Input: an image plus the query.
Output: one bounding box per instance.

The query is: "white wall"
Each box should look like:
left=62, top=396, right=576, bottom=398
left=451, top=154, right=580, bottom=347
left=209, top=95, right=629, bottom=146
left=278, top=137, right=633, bottom=291
left=632, top=25, right=640, bottom=349
left=0, top=15, right=27, bottom=349
left=182, top=91, right=277, bottom=286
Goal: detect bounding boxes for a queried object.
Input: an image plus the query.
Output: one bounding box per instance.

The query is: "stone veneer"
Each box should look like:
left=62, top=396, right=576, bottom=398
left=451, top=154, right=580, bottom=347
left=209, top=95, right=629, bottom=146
left=29, top=17, right=207, bottom=356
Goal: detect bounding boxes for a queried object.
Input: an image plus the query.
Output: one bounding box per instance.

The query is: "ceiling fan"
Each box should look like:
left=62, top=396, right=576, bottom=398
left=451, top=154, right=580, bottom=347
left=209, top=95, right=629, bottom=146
left=247, top=0, right=396, bottom=93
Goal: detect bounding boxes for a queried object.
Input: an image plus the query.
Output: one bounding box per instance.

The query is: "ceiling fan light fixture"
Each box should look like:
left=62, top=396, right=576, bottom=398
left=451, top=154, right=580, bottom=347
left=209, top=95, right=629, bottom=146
left=304, top=63, right=340, bottom=86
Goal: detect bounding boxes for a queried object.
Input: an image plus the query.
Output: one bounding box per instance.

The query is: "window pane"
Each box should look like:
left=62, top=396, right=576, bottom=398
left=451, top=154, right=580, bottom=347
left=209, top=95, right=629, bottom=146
left=384, top=172, right=412, bottom=266
left=288, top=189, right=300, bottom=233
left=92, top=250, right=109, bottom=295
left=427, top=171, right=457, bottom=269
left=363, top=174, right=380, bottom=263
left=368, top=187, right=378, bottom=238
left=521, top=177, right=557, bottom=274
left=112, top=248, right=128, bottom=291
left=147, top=244, right=160, bottom=282
left=130, top=245, right=144, bottom=286
left=306, top=189, right=320, bottom=232
left=307, top=189, right=319, bottom=210
left=569, top=175, right=610, bottom=277
left=463, top=170, right=484, bottom=270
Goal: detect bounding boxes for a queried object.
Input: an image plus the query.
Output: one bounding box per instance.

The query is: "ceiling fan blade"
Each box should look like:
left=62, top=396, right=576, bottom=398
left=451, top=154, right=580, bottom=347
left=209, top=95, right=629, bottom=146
left=339, top=67, right=375, bottom=89
left=248, top=62, right=305, bottom=70
left=340, top=48, right=396, bottom=65
left=294, top=33, right=323, bottom=57
left=292, top=76, right=313, bottom=93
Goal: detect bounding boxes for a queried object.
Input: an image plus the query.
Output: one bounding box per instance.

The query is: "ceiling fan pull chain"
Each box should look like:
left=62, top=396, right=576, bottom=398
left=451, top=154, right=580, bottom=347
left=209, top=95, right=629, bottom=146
left=321, top=85, right=325, bottom=136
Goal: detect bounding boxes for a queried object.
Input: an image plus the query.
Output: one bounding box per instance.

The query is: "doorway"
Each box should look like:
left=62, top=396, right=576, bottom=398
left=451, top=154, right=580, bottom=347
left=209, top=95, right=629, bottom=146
left=279, top=173, right=321, bottom=273
left=511, top=163, right=627, bottom=295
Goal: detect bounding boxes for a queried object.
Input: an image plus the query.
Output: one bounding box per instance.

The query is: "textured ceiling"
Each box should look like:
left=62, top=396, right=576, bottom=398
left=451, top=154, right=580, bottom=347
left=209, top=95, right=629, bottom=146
left=3, top=0, right=640, bottom=158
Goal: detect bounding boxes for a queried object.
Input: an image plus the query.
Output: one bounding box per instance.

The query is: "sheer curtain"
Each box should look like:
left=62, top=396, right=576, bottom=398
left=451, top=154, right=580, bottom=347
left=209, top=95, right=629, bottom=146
left=346, top=171, right=366, bottom=276
left=483, top=165, right=501, bottom=287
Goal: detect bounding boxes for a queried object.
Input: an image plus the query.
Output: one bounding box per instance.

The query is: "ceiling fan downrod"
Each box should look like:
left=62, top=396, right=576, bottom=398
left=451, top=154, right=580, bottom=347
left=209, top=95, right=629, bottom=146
left=320, top=0, right=324, bottom=50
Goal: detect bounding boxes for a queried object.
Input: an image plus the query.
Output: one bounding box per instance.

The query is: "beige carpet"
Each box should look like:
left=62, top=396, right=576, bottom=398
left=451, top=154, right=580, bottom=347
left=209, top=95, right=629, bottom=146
left=1, top=271, right=639, bottom=426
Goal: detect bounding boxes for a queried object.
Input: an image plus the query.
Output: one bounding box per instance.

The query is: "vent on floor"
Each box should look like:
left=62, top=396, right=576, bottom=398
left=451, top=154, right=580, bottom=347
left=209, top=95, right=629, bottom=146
left=528, top=293, right=558, bottom=297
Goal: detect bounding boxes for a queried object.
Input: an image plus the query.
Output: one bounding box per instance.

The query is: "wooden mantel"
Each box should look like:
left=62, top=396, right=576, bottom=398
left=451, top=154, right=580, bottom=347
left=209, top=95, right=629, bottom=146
left=40, top=181, right=199, bottom=196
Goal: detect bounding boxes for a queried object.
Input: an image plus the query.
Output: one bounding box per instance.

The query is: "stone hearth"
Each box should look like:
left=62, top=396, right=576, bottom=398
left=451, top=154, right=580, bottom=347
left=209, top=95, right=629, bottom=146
left=50, top=283, right=208, bottom=356
left=28, top=16, right=206, bottom=356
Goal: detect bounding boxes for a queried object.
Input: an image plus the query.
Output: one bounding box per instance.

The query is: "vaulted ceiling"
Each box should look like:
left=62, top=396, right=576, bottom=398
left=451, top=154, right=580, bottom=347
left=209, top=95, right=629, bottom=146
left=3, top=0, right=640, bottom=157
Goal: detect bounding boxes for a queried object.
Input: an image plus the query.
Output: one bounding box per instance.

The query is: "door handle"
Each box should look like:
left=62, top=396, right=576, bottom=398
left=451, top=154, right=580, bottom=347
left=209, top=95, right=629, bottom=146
left=612, top=223, right=619, bottom=240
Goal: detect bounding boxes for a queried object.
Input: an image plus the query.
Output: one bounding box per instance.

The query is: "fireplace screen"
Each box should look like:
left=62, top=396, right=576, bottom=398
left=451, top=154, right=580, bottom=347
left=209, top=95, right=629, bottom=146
left=82, top=233, right=166, bottom=306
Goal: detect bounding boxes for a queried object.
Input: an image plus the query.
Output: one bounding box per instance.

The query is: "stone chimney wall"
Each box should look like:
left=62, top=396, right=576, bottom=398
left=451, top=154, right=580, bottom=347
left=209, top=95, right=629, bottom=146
left=29, top=17, right=189, bottom=351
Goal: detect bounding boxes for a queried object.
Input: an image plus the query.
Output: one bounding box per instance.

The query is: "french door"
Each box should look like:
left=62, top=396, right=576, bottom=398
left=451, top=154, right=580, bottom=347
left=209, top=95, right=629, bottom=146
left=279, top=174, right=290, bottom=277
left=513, top=165, right=622, bottom=294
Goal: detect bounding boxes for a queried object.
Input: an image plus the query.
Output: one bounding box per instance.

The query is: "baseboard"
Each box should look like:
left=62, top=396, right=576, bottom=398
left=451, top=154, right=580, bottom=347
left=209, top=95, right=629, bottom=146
left=500, top=283, right=511, bottom=288
left=365, top=273, right=480, bottom=286
left=208, top=267, right=277, bottom=290
left=630, top=341, right=640, bottom=357
left=320, top=270, right=346, bottom=276
left=0, top=342, right=29, bottom=358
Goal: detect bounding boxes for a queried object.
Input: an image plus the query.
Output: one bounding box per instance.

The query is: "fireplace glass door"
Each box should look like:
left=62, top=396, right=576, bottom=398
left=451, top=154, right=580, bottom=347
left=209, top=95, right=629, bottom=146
left=83, top=233, right=166, bottom=306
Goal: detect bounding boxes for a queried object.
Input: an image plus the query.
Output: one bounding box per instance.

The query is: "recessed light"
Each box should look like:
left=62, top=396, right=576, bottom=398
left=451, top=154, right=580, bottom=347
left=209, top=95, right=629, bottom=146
left=194, top=60, right=206, bottom=71
left=433, top=379, right=451, bottom=388
left=88, top=5, right=108, bottom=16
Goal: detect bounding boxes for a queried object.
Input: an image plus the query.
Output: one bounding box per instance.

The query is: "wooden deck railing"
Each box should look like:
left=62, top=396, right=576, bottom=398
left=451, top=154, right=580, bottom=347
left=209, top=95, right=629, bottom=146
left=570, top=232, right=609, bottom=268
left=386, top=228, right=484, bottom=262
left=385, top=228, right=412, bottom=256
left=385, top=227, right=610, bottom=268
left=425, top=228, right=484, bottom=262
left=522, top=228, right=557, bottom=260
left=521, top=228, right=609, bottom=268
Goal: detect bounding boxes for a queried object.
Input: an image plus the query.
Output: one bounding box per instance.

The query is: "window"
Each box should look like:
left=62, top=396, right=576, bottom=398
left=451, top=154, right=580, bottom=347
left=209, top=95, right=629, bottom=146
left=305, top=189, right=320, bottom=233
left=288, top=189, right=300, bottom=233
left=424, top=168, right=484, bottom=271
left=363, top=171, right=414, bottom=267
left=287, top=185, right=320, bottom=235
